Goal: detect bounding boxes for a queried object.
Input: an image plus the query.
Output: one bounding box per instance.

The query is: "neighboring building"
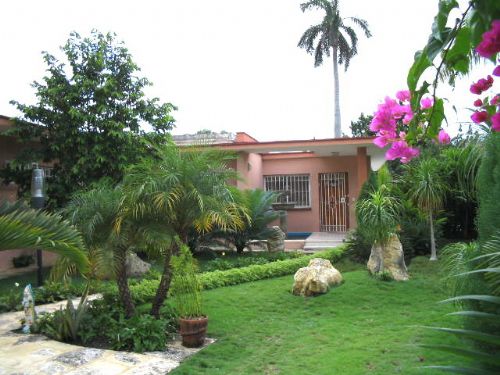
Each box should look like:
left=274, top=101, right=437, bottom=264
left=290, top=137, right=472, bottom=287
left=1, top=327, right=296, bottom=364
left=175, top=131, right=385, bottom=234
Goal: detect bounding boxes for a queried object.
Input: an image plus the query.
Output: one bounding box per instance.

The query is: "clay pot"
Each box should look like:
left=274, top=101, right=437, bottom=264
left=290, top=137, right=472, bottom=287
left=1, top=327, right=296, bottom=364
left=179, top=316, right=208, bottom=348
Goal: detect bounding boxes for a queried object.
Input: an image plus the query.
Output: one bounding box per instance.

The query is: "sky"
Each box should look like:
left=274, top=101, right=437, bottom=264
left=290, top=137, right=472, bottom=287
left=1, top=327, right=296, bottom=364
left=0, top=0, right=493, bottom=141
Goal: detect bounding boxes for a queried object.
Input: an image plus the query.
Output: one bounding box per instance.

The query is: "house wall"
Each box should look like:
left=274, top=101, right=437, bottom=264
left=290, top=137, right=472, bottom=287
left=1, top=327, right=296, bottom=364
left=236, top=152, right=263, bottom=190
left=261, top=154, right=361, bottom=232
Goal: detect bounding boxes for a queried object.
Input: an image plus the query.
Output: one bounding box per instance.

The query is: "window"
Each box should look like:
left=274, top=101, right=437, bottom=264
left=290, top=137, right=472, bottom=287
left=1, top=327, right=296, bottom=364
left=264, top=174, right=311, bottom=208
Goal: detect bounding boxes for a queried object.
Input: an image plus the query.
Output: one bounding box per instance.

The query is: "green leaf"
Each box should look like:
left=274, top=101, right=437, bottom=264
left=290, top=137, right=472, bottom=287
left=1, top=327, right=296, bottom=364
left=423, top=365, right=500, bottom=375
left=441, top=295, right=500, bottom=305
left=447, top=311, right=500, bottom=319
left=423, top=326, right=500, bottom=346
left=407, top=50, right=432, bottom=92
left=432, top=0, right=459, bottom=38
left=427, top=98, right=445, bottom=138
left=420, top=344, right=500, bottom=367
left=446, top=26, right=472, bottom=74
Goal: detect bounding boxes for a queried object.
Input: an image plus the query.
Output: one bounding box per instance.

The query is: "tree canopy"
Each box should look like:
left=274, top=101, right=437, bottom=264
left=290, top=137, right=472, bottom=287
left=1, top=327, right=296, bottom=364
left=3, top=30, right=176, bottom=207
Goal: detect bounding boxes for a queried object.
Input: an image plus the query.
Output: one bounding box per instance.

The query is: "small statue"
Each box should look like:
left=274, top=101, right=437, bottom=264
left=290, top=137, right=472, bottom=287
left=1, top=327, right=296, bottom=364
left=22, top=284, right=36, bottom=334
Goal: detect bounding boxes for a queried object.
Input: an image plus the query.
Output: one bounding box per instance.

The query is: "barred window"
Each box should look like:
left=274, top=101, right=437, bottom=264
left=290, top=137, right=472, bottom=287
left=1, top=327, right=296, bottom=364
left=264, top=174, right=311, bottom=208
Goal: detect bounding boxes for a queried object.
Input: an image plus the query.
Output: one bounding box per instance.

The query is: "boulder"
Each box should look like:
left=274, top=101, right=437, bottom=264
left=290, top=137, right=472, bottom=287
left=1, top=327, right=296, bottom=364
left=292, top=258, right=343, bottom=296
left=125, top=252, right=151, bottom=278
left=367, top=235, right=409, bottom=281
left=267, top=226, right=285, bottom=252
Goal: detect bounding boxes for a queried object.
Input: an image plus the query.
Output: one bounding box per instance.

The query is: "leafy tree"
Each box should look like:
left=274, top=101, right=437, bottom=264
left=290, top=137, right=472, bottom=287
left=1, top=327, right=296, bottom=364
left=298, top=0, right=371, bottom=137
left=3, top=30, right=176, bottom=208
left=0, top=200, right=88, bottom=274
left=122, top=143, right=244, bottom=318
left=350, top=113, right=374, bottom=137
left=405, top=158, right=447, bottom=260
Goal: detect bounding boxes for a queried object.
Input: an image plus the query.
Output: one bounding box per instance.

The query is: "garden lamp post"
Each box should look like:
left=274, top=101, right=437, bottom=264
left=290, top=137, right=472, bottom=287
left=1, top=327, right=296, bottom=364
left=31, top=165, right=45, bottom=287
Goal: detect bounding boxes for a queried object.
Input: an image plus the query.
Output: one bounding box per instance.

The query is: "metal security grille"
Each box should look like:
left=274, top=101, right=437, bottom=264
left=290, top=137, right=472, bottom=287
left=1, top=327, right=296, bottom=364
left=264, top=174, right=311, bottom=208
left=319, top=172, right=349, bottom=232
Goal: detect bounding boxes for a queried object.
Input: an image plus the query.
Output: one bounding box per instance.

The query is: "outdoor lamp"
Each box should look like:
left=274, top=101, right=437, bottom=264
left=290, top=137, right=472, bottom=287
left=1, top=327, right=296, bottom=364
left=31, top=165, right=45, bottom=286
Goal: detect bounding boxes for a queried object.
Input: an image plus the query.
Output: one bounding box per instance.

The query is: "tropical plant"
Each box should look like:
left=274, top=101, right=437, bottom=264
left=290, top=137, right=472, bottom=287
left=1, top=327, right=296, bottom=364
left=2, top=30, right=175, bottom=207
left=206, top=188, right=279, bottom=253
left=350, top=113, right=375, bottom=137
left=122, top=143, right=244, bottom=318
left=405, top=158, right=447, bottom=260
left=298, top=0, right=371, bottom=137
left=0, top=200, right=88, bottom=273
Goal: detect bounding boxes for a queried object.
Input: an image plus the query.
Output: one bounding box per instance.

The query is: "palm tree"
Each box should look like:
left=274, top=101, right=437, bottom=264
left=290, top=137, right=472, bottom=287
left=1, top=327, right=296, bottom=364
left=406, top=158, right=447, bottom=261
left=298, top=0, right=371, bottom=138
left=0, top=200, right=88, bottom=274
left=122, top=143, right=245, bottom=318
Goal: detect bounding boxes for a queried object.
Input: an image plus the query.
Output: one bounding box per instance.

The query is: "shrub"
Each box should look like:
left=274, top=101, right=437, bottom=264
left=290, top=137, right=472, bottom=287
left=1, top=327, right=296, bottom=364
left=12, top=254, right=34, bottom=268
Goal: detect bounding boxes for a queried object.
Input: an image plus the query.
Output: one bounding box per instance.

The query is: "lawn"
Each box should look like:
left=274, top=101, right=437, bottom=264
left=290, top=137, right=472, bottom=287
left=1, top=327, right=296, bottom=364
left=172, top=257, right=464, bottom=374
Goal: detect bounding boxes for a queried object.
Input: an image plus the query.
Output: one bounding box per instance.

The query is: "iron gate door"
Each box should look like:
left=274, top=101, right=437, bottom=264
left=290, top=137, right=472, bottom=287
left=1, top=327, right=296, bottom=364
left=319, top=172, right=349, bottom=232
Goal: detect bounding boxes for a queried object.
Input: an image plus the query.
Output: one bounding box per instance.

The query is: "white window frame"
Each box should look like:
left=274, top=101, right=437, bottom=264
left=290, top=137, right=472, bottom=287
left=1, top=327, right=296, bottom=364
left=263, top=174, right=311, bottom=208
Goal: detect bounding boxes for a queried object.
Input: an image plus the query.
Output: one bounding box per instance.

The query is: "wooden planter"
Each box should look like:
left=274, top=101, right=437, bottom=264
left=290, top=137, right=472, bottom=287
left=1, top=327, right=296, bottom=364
left=179, top=316, right=208, bottom=348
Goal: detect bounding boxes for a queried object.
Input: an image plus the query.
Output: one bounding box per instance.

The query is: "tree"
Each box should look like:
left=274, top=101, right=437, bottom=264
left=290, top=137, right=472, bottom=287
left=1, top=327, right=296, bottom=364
left=350, top=113, right=374, bottom=137
left=405, top=158, right=447, bottom=260
left=122, top=143, right=244, bottom=318
left=0, top=200, right=88, bottom=274
left=3, top=30, right=176, bottom=208
left=298, top=0, right=371, bottom=137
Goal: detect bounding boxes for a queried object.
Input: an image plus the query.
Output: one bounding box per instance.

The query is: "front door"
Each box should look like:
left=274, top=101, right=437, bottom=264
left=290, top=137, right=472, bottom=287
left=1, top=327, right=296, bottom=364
left=319, top=172, right=349, bottom=232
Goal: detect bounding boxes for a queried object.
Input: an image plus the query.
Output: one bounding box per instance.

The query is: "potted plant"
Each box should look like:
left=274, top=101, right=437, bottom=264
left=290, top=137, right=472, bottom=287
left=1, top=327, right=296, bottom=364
left=171, top=244, right=207, bottom=348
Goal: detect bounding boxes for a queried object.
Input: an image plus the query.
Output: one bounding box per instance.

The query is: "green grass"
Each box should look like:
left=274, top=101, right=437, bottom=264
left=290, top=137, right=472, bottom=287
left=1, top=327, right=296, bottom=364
left=172, top=256, right=465, bottom=374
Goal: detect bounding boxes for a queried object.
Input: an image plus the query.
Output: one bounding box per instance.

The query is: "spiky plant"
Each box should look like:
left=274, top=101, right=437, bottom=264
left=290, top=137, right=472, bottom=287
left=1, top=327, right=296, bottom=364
left=298, top=0, right=371, bottom=137
left=0, top=200, right=88, bottom=274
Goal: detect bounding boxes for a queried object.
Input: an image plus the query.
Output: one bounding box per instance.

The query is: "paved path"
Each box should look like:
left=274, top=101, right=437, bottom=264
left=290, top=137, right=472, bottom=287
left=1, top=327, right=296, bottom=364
left=0, top=296, right=213, bottom=374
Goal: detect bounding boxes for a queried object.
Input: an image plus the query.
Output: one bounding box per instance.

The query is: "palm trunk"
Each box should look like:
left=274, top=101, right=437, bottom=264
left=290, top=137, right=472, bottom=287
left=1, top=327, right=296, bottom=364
left=150, top=242, right=176, bottom=319
left=333, top=47, right=341, bottom=138
left=116, top=247, right=135, bottom=318
left=429, top=210, right=437, bottom=261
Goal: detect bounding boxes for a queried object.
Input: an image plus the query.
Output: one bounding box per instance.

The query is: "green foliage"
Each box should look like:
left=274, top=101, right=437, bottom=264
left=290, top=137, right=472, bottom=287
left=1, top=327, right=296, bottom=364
left=111, top=314, right=170, bottom=352
left=205, top=188, right=279, bottom=253
left=3, top=30, right=176, bottom=207
left=12, top=253, right=34, bottom=268
left=350, top=113, right=374, bottom=137
left=0, top=283, right=23, bottom=312
left=373, top=270, right=394, bottom=282
left=171, top=245, right=204, bottom=318
left=477, top=133, right=500, bottom=243
left=0, top=200, right=89, bottom=274
left=203, top=252, right=301, bottom=272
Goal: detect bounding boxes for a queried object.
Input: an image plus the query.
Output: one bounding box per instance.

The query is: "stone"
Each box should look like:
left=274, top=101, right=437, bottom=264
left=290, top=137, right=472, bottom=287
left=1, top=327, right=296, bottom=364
left=126, top=252, right=151, bottom=278
left=267, top=226, right=285, bottom=252
left=292, top=258, right=343, bottom=296
left=55, top=348, right=103, bottom=367
left=367, top=235, right=409, bottom=281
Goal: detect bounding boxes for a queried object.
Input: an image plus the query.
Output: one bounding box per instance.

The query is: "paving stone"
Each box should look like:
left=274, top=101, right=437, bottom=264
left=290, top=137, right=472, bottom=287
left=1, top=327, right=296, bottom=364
left=55, top=348, right=104, bottom=367
left=131, top=359, right=178, bottom=375
left=14, top=335, right=48, bottom=345
left=114, top=352, right=141, bottom=364
left=37, top=361, right=67, bottom=374
left=31, top=348, right=57, bottom=357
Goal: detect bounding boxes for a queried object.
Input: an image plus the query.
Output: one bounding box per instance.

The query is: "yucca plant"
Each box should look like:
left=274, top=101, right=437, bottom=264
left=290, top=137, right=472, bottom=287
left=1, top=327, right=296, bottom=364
left=0, top=200, right=88, bottom=274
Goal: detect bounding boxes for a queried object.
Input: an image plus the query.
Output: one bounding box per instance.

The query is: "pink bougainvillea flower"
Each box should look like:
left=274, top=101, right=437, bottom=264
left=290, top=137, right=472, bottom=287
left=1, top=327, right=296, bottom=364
left=370, top=97, right=398, bottom=132
left=470, top=75, right=494, bottom=95
left=471, top=110, right=490, bottom=124
left=473, top=98, right=483, bottom=107
left=373, top=129, right=396, bottom=148
left=475, top=20, right=500, bottom=58
left=438, top=129, right=451, bottom=144
left=494, top=65, right=500, bottom=77
left=386, top=141, right=420, bottom=163
left=492, top=112, right=500, bottom=132
left=491, top=95, right=500, bottom=106
left=420, top=96, right=434, bottom=109
left=395, top=90, right=411, bottom=102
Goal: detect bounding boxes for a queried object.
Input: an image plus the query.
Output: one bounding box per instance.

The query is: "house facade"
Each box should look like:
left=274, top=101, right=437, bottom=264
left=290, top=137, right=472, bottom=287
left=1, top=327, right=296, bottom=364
left=211, top=132, right=384, bottom=234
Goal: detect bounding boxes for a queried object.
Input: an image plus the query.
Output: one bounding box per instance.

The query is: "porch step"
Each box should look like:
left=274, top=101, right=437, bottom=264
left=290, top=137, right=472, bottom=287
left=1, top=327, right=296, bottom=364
left=303, top=232, right=346, bottom=252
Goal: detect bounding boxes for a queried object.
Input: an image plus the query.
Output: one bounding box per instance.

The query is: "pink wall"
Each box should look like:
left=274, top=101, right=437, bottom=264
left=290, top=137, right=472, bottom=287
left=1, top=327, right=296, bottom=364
left=261, top=154, right=361, bottom=232
left=0, top=249, right=58, bottom=273
left=236, top=152, right=263, bottom=190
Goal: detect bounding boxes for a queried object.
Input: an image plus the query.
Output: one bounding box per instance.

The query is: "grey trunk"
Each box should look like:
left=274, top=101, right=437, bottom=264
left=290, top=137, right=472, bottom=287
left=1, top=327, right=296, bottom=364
left=429, top=210, right=437, bottom=261
left=333, top=48, right=341, bottom=138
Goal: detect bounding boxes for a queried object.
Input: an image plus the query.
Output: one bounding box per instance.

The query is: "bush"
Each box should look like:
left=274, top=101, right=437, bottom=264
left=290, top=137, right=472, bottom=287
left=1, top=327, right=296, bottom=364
left=12, top=254, right=34, bottom=268
left=203, top=252, right=303, bottom=272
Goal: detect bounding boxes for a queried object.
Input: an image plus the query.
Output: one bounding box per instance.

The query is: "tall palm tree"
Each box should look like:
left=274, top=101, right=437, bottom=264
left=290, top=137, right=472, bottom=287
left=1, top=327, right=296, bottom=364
left=0, top=200, right=88, bottom=274
left=298, top=0, right=371, bottom=137
left=122, top=143, right=245, bottom=318
left=406, top=158, right=447, bottom=261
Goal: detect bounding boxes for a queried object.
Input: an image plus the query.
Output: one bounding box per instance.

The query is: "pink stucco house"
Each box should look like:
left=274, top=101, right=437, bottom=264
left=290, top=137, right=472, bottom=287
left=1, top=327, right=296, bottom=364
left=202, top=132, right=385, bottom=235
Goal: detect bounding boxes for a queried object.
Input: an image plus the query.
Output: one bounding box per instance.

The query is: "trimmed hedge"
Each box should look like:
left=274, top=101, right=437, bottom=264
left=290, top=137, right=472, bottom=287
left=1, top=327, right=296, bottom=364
left=198, top=246, right=347, bottom=290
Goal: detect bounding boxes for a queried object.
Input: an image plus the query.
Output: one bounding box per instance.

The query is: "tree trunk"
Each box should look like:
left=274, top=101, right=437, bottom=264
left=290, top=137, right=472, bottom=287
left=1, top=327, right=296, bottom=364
left=116, top=247, right=135, bottom=318
left=150, top=242, right=176, bottom=319
left=333, top=47, right=342, bottom=138
left=429, top=210, right=437, bottom=261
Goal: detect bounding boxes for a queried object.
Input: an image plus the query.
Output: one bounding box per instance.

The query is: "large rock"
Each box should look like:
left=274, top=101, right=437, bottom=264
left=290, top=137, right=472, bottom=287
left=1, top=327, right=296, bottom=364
left=367, top=235, right=409, bottom=281
left=267, top=226, right=285, bottom=252
left=126, top=252, right=151, bottom=278
left=292, top=258, right=343, bottom=296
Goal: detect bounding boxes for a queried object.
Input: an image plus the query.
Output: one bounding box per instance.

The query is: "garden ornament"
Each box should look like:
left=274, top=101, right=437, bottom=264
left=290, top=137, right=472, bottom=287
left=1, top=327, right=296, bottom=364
left=22, top=284, right=36, bottom=334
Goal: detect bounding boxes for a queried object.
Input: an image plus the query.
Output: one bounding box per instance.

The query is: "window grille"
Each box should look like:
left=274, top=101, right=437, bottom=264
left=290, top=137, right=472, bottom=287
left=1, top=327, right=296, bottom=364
left=264, top=174, right=310, bottom=208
